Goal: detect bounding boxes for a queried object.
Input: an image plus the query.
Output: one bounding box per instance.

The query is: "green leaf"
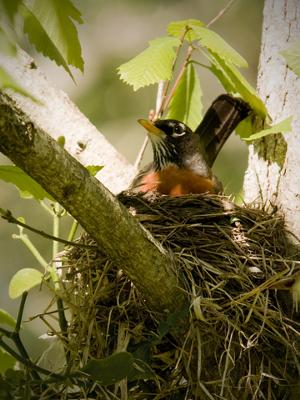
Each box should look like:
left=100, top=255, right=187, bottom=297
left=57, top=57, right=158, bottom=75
left=167, top=19, right=205, bottom=42
left=9, top=268, right=43, bottom=299
left=86, top=165, right=103, bottom=177
left=193, top=26, right=248, bottom=68
left=0, top=165, right=53, bottom=200
left=209, top=53, right=267, bottom=117
left=118, top=36, right=181, bottom=91
left=0, top=309, right=16, bottom=328
left=22, top=0, right=84, bottom=80
left=281, top=39, right=300, bottom=78
left=0, top=348, right=16, bottom=374
left=127, top=358, right=155, bottom=382
left=0, top=67, right=36, bottom=99
left=0, top=28, right=17, bottom=56
left=235, top=116, right=254, bottom=139
left=82, top=352, right=133, bottom=385
left=243, top=116, right=292, bottom=141
left=0, top=0, right=22, bottom=21
left=166, top=63, right=202, bottom=130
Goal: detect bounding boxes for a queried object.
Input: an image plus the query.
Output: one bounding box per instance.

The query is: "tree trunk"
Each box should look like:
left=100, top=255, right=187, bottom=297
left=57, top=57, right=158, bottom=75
left=244, top=0, right=300, bottom=241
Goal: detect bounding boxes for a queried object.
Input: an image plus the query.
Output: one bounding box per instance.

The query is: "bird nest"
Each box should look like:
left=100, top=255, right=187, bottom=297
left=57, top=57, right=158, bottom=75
left=62, top=193, right=300, bottom=399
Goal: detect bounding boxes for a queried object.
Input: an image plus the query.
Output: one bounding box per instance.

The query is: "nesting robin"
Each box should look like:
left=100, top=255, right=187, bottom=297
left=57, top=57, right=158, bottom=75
left=131, top=94, right=251, bottom=196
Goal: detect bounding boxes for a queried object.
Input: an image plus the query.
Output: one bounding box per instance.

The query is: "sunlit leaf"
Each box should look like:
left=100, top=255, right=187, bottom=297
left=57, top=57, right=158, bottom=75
left=82, top=352, right=133, bottom=385
left=281, top=39, right=300, bottom=78
left=86, top=165, right=103, bottom=177
left=193, top=26, right=248, bottom=68
left=0, top=165, right=54, bottom=200
left=235, top=116, right=254, bottom=139
left=166, top=63, right=202, bottom=130
left=209, top=53, right=267, bottom=117
left=243, top=116, right=292, bottom=141
left=9, top=268, right=43, bottom=299
left=0, top=309, right=16, bottom=328
left=23, top=0, right=84, bottom=80
left=0, top=348, right=16, bottom=373
left=118, top=37, right=181, bottom=91
left=167, top=19, right=205, bottom=42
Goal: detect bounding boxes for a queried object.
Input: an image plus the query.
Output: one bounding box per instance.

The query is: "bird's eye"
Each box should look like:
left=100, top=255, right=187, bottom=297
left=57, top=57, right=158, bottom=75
left=172, top=125, right=186, bottom=137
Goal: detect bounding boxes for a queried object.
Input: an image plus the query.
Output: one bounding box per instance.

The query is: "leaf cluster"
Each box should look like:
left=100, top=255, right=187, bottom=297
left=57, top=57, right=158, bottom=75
left=118, top=19, right=292, bottom=140
left=118, top=19, right=265, bottom=131
left=0, top=0, right=83, bottom=91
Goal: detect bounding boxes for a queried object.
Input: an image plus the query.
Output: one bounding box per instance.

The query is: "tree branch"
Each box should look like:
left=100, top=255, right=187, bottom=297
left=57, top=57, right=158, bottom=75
left=0, top=92, right=186, bottom=314
left=0, top=50, right=136, bottom=194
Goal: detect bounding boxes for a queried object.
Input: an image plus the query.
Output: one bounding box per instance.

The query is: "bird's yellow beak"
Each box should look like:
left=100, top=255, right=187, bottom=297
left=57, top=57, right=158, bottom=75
left=138, top=119, right=165, bottom=138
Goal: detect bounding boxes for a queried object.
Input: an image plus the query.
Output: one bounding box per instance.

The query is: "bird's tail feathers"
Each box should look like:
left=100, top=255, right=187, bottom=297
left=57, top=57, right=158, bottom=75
left=195, top=94, right=251, bottom=167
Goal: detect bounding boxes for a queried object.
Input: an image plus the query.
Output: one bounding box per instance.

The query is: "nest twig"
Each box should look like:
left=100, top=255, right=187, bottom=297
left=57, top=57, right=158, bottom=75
left=61, top=193, right=300, bottom=399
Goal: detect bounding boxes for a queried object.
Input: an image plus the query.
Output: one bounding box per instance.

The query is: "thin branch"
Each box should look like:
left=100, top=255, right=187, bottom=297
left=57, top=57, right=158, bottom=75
left=162, top=46, right=194, bottom=113
left=0, top=337, right=64, bottom=379
left=0, top=208, right=97, bottom=249
left=157, top=27, right=190, bottom=117
left=134, top=135, right=149, bottom=170
left=207, top=0, right=236, bottom=28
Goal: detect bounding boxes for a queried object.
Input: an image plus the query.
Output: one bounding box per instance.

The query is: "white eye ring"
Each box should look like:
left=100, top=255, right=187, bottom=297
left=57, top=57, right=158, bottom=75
left=172, top=130, right=186, bottom=137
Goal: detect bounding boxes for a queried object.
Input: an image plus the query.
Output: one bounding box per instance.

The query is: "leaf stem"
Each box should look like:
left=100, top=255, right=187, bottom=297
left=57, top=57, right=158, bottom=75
left=14, top=229, right=48, bottom=270
left=157, top=27, right=190, bottom=117
left=0, top=337, right=64, bottom=379
left=67, top=219, right=79, bottom=242
left=1, top=208, right=96, bottom=249
left=162, top=45, right=194, bottom=114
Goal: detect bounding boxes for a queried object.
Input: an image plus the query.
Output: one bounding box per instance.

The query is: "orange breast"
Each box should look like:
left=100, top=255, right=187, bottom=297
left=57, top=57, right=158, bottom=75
left=139, top=165, right=215, bottom=196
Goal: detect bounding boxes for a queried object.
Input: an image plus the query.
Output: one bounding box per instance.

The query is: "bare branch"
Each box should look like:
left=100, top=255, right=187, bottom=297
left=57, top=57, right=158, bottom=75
left=207, top=0, right=236, bottom=28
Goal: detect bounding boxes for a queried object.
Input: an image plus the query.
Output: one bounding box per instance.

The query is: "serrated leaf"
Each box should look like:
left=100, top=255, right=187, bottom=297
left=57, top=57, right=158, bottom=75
left=281, top=39, right=300, bottom=78
left=209, top=53, right=267, bottom=117
left=0, top=0, right=22, bottom=21
left=243, top=116, right=292, bottom=141
left=117, top=36, right=181, bottom=91
left=82, top=352, right=133, bottom=385
left=166, top=63, right=202, bottom=130
left=0, top=165, right=53, bottom=200
left=22, top=0, right=84, bottom=80
left=0, top=348, right=16, bottom=374
left=167, top=19, right=205, bottom=42
left=86, top=165, right=103, bottom=177
left=0, top=309, right=16, bottom=328
left=193, top=26, right=248, bottom=68
left=0, top=67, right=36, bottom=100
left=9, top=268, right=43, bottom=299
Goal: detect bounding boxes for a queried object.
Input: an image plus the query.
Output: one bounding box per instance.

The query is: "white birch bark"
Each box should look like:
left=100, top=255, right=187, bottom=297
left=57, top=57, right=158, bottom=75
left=0, top=50, right=136, bottom=194
left=244, top=0, right=300, bottom=239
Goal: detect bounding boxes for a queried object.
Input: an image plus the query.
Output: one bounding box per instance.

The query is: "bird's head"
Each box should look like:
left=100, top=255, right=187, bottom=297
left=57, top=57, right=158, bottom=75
left=138, top=119, right=196, bottom=171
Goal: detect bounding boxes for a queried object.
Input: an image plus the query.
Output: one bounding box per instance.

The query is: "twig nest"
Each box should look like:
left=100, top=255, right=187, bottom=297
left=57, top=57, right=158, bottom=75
left=64, top=193, right=300, bottom=399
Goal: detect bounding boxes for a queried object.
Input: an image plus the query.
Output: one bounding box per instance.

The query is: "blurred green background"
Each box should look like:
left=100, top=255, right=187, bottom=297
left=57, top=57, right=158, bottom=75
left=0, top=0, right=263, bottom=357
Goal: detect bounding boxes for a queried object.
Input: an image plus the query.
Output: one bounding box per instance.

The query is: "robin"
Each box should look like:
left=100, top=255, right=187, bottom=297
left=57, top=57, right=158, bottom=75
left=131, top=94, right=251, bottom=196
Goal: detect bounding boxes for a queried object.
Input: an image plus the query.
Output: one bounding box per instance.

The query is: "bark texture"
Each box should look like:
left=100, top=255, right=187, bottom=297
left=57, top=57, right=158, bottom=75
left=0, top=51, right=136, bottom=194
left=244, top=0, right=300, bottom=239
left=0, top=92, right=186, bottom=314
